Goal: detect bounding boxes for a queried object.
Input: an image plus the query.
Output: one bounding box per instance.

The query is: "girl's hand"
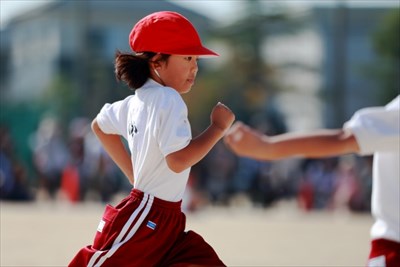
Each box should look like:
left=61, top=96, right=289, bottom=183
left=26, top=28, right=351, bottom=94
left=210, top=102, right=235, bottom=133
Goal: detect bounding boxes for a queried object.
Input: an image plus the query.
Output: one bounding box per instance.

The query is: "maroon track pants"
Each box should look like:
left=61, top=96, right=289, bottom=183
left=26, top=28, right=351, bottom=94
left=68, top=189, right=225, bottom=267
left=367, top=238, right=400, bottom=267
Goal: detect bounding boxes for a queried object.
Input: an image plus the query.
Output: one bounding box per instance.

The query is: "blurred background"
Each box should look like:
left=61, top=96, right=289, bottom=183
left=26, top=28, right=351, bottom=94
left=1, top=0, right=399, bottom=214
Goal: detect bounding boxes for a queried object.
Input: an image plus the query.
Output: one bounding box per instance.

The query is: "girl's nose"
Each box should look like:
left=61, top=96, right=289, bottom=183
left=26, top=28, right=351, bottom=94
left=192, top=60, right=198, bottom=72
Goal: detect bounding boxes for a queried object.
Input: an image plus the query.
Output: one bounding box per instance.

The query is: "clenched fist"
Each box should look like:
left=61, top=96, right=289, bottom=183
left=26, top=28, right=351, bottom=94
left=210, top=102, right=235, bottom=133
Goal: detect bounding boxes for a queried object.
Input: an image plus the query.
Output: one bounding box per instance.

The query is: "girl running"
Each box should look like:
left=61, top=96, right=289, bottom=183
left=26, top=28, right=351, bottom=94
left=69, top=11, right=234, bottom=267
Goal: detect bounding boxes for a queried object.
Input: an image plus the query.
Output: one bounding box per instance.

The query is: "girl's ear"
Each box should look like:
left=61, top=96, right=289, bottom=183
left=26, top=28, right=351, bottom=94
left=150, top=53, right=163, bottom=69
left=149, top=60, right=157, bottom=70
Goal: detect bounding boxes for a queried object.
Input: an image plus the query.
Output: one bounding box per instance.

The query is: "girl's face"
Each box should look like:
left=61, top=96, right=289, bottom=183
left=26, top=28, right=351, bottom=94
left=152, top=55, right=199, bottom=94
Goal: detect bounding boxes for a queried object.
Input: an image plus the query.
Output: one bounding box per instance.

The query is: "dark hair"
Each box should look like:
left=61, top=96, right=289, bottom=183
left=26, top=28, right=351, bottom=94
left=114, top=50, right=169, bottom=90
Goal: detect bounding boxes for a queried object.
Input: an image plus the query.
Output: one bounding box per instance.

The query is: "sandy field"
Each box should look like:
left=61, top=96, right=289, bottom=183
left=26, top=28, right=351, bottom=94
left=1, top=199, right=373, bottom=267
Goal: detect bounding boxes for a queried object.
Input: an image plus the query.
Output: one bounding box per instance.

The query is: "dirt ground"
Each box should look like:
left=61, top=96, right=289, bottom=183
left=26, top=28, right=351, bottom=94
left=1, top=199, right=373, bottom=267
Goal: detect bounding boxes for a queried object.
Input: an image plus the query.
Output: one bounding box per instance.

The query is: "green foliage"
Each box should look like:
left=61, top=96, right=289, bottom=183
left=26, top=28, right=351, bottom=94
left=41, top=75, right=81, bottom=123
left=371, top=8, right=400, bottom=103
left=373, top=9, right=400, bottom=59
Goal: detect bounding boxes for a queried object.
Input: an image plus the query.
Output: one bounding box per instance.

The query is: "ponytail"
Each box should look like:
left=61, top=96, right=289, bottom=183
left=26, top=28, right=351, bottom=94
left=114, top=51, right=152, bottom=89
left=114, top=51, right=169, bottom=90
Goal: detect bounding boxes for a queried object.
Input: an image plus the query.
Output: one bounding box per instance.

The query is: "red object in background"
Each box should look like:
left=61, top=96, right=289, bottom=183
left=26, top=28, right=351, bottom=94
left=298, top=179, right=314, bottom=211
left=60, top=164, right=80, bottom=202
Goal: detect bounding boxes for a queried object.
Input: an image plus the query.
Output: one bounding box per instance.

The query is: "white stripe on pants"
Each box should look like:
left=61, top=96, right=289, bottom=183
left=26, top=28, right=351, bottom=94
left=87, top=193, right=154, bottom=267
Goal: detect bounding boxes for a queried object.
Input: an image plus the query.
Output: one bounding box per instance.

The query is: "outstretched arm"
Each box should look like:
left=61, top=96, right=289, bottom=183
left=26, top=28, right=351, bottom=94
left=91, top=119, right=134, bottom=184
left=224, top=121, right=360, bottom=161
left=166, top=102, right=235, bottom=173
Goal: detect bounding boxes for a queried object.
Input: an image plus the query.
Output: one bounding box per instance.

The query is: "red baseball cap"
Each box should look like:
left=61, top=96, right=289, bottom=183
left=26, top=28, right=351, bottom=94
left=129, top=11, right=219, bottom=57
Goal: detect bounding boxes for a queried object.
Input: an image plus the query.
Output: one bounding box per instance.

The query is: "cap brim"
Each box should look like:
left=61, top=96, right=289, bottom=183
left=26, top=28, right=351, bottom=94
left=162, top=46, right=219, bottom=57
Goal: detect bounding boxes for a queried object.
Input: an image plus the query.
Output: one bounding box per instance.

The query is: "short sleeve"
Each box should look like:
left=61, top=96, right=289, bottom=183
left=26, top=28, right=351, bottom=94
left=343, top=98, right=400, bottom=155
left=96, top=96, right=132, bottom=140
left=156, top=90, right=191, bottom=156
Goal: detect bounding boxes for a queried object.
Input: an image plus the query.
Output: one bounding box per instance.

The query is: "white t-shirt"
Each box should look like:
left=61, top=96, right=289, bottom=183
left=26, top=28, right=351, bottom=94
left=344, top=95, right=400, bottom=242
left=96, top=79, right=192, bottom=201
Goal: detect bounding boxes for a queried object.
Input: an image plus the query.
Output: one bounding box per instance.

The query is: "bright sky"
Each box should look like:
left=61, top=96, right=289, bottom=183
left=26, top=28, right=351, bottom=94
left=0, top=0, right=243, bottom=29
left=0, top=0, right=47, bottom=28
left=1, top=0, right=399, bottom=29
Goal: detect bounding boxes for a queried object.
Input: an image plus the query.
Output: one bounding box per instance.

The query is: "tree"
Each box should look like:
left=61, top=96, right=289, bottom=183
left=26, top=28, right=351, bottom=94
left=371, top=8, right=400, bottom=103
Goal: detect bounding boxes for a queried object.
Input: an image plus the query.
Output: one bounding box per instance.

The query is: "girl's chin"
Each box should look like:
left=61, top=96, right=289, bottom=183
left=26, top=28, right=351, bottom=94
left=181, top=88, right=191, bottom=94
left=181, top=84, right=193, bottom=94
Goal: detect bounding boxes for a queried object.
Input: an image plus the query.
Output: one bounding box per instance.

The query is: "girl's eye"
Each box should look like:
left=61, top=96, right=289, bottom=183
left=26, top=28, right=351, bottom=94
left=184, top=56, right=199, bottom=62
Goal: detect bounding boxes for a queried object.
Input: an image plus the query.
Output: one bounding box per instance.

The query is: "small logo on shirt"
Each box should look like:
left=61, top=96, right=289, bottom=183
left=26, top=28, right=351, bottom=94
left=129, top=122, right=138, bottom=137
left=146, top=220, right=157, bottom=230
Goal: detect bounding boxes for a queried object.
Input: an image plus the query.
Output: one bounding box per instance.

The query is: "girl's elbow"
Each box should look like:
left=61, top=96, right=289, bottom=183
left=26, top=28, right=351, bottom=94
left=91, top=119, right=102, bottom=135
left=91, top=119, right=98, bottom=130
left=167, top=162, right=187, bottom=173
left=166, top=155, right=188, bottom=173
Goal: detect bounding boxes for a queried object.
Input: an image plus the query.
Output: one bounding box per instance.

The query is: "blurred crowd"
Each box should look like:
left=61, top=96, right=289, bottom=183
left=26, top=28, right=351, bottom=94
left=0, top=116, right=372, bottom=213
left=1, top=116, right=126, bottom=203
left=190, top=142, right=372, bottom=213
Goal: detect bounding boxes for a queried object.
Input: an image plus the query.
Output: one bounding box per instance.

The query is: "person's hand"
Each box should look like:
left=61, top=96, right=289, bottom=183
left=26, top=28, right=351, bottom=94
left=210, top=102, right=235, bottom=133
left=224, top=121, right=264, bottom=157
